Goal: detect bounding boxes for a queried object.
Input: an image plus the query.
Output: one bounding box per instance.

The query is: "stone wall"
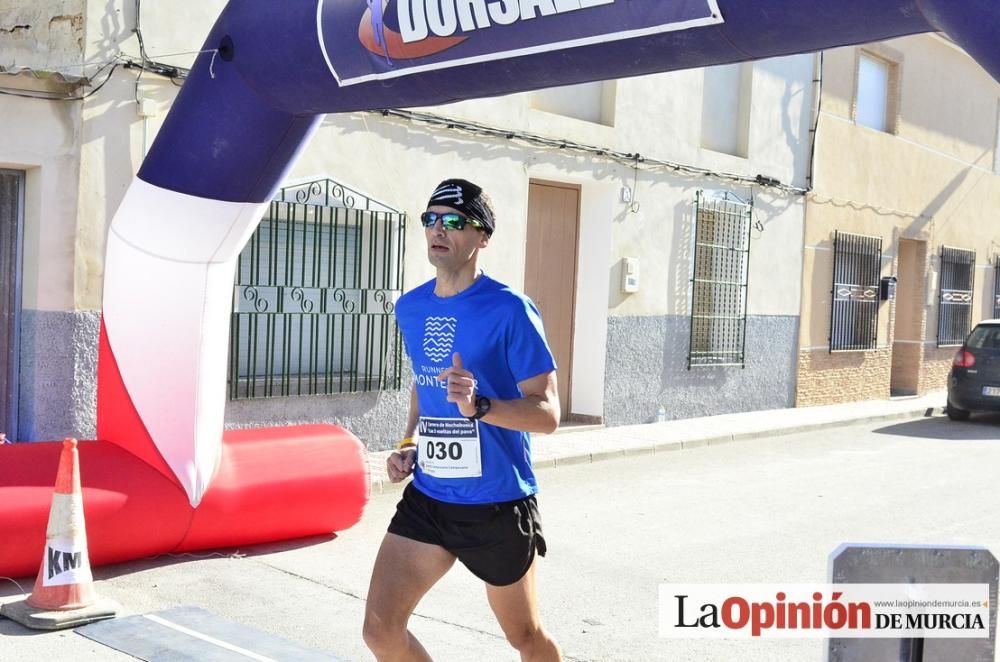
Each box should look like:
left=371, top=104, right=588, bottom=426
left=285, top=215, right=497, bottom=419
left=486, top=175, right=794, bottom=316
left=796, top=347, right=892, bottom=406
left=604, top=315, right=798, bottom=426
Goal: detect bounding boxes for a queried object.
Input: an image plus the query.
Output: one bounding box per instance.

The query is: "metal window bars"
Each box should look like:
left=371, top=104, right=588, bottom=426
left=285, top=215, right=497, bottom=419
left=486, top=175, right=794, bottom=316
left=228, top=179, right=406, bottom=399
left=937, top=246, right=976, bottom=347
left=994, top=255, right=1000, bottom=320
left=830, top=231, right=881, bottom=352
left=687, top=190, right=753, bottom=369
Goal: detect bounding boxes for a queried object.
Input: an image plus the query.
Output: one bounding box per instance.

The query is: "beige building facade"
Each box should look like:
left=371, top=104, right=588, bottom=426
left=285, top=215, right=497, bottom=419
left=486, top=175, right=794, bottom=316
left=798, top=35, right=1000, bottom=406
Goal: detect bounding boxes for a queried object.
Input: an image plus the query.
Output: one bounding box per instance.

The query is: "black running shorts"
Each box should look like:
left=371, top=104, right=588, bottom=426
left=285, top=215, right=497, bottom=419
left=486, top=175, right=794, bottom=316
left=388, top=483, right=547, bottom=587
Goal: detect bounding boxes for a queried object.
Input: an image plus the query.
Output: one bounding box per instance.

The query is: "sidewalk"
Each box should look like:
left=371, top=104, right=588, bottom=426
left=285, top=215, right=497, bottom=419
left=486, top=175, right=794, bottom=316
left=368, top=390, right=947, bottom=495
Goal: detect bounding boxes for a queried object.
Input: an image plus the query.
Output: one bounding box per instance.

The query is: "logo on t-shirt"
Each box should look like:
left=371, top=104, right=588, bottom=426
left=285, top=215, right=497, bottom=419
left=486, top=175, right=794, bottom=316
left=423, top=316, right=457, bottom=363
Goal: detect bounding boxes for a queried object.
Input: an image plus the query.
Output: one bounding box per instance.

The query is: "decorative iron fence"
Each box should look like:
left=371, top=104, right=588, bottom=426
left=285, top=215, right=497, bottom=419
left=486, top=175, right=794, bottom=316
left=937, top=246, right=975, bottom=347
left=687, top=190, right=753, bottom=368
left=229, top=179, right=406, bottom=399
left=994, top=256, right=1000, bottom=320
left=830, top=231, right=881, bottom=352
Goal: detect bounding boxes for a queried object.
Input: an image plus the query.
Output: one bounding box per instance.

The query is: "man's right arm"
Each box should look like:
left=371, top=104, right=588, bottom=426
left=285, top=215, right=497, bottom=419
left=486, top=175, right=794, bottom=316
left=386, top=384, right=418, bottom=483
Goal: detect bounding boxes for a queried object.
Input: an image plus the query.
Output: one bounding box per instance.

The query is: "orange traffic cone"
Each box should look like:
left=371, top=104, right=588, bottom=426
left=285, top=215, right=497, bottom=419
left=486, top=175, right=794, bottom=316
left=0, top=438, right=118, bottom=629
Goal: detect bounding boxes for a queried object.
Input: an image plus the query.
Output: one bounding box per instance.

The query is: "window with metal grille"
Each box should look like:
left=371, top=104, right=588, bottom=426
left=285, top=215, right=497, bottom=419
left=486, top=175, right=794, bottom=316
left=830, top=231, right=881, bottom=352
left=229, top=179, right=406, bottom=399
left=993, top=256, right=1000, bottom=320
left=937, top=246, right=976, bottom=347
left=687, top=190, right=752, bottom=368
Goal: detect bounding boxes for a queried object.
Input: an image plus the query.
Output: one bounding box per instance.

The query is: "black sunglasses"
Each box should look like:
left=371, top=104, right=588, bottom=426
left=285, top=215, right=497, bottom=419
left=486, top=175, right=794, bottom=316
left=420, top=211, right=486, bottom=232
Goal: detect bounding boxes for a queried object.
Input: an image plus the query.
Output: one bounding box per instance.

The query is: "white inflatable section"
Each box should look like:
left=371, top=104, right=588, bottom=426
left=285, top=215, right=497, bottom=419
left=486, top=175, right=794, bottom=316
left=103, top=179, right=270, bottom=506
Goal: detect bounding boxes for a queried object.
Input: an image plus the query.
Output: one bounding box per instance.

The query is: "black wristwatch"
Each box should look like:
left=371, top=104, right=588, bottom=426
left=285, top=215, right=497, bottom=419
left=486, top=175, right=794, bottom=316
left=468, top=395, right=491, bottom=420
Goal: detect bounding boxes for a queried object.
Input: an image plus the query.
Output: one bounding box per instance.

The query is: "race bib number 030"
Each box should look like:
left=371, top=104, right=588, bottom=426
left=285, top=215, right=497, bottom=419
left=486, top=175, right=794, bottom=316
left=417, top=417, right=483, bottom=479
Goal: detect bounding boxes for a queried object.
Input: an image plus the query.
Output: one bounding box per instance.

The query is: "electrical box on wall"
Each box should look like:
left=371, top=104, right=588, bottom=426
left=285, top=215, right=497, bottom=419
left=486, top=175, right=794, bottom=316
left=136, top=96, right=155, bottom=118
left=622, top=257, right=640, bottom=293
left=880, top=276, right=897, bottom=301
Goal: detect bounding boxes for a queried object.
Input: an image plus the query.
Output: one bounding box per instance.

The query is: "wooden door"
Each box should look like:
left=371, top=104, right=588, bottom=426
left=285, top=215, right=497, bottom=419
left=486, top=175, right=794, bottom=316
left=890, top=238, right=926, bottom=396
left=524, top=181, right=580, bottom=421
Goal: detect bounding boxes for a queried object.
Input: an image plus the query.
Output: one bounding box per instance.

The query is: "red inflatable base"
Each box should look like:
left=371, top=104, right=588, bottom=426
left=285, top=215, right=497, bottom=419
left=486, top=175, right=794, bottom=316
left=0, top=425, right=369, bottom=579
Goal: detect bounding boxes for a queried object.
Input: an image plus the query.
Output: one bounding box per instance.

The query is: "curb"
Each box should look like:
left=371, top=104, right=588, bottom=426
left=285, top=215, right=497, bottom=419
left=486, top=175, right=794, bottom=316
left=368, top=405, right=945, bottom=497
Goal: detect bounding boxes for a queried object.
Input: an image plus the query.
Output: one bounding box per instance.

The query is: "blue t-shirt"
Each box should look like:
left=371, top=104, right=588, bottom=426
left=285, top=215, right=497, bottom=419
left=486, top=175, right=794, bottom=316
left=395, top=273, right=557, bottom=504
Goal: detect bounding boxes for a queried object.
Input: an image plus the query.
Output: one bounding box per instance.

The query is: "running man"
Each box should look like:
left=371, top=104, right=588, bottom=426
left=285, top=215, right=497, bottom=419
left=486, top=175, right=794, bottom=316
left=363, top=179, right=563, bottom=661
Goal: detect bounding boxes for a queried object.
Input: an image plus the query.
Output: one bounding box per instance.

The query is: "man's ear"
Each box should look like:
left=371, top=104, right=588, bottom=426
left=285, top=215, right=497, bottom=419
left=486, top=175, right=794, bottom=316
left=478, top=232, right=490, bottom=249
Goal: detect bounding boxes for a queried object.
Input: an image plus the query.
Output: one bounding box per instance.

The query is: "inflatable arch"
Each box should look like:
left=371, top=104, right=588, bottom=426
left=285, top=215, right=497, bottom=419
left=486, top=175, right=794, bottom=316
left=3, top=0, right=999, bottom=576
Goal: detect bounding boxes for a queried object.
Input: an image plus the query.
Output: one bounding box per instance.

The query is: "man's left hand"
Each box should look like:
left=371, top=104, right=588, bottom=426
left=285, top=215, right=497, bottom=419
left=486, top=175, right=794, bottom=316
left=440, top=352, right=476, bottom=417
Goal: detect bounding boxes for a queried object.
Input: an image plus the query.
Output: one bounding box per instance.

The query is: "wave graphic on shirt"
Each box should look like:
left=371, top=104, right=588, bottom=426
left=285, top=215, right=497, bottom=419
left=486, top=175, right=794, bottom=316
left=423, top=316, right=457, bottom=363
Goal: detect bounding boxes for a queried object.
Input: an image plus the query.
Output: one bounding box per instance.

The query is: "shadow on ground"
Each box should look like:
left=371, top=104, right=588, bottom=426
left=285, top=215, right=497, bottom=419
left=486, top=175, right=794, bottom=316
left=874, top=414, right=1000, bottom=440
left=0, top=619, right=39, bottom=638
left=0, top=534, right=339, bottom=641
left=0, top=533, right=338, bottom=594
left=94, top=533, right=339, bottom=582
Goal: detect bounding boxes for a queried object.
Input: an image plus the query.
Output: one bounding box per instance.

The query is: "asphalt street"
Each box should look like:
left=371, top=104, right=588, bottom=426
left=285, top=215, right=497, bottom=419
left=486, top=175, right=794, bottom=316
left=2, top=412, right=999, bottom=661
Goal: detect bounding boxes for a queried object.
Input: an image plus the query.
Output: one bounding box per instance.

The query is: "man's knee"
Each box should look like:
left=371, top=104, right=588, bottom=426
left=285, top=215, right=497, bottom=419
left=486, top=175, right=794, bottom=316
left=362, top=612, right=408, bottom=657
left=503, top=623, right=549, bottom=653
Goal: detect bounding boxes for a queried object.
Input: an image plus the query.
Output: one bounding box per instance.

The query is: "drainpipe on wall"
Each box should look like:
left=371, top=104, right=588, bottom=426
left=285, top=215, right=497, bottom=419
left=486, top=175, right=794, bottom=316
left=805, top=51, right=825, bottom=193
left=137, top=95, right=154, bottom=156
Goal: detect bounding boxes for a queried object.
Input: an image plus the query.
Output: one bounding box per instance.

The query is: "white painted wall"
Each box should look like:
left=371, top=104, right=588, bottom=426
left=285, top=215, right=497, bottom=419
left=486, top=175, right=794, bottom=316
left=0, top=95, right=81, bottom=311
left=570, top=182, right=614, bottom=417
left=83, top=0, right=228, bottom=66
left=604, top=56, right=814, bottom=319
left=75, top=73, right=173, bottom=309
